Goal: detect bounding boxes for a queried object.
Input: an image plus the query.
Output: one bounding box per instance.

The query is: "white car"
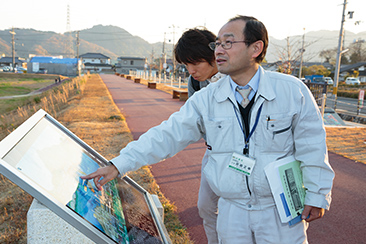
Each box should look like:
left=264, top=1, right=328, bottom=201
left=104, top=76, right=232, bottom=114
left=324, top=77, right=333, bottom=85
left=345, top=77, right=361, bottom=85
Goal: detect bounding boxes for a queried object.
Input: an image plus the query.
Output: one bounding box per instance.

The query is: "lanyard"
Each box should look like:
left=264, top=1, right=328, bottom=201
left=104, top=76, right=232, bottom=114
left=233, top=103, right=263, bottom=155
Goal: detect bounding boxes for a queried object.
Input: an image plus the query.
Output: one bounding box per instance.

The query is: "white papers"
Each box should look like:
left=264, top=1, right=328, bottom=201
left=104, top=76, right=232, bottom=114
left=264, top=156, right=306, bottom=225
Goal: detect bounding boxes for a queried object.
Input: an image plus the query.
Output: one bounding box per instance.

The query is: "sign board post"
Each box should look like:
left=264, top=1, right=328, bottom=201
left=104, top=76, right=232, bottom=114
left=358, top=89, right=364, bottom=115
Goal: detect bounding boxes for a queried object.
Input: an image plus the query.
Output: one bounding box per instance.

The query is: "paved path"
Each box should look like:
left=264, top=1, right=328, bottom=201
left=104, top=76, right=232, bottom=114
left=100, top=74, right=366, bottom=244
left=307, top=151, right=366, bottom=244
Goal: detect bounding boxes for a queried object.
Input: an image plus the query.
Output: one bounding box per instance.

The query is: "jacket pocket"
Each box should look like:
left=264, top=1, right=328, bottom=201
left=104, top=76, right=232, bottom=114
left=259, top=114, right=294, bottom=153
left=203, top=153, right=249, bottom=199
left=204, top=117, right=237, bottom=152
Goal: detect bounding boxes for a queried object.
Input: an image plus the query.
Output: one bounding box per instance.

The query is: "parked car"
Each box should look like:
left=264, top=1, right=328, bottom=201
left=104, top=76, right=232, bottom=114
left=15, top=67, right=27, bottom=73
left=345, top=77, right=360, bottom=85
left=2, top=66, right=12, bottom=72
left=324, top=77, right=333, bottom=85
left=36, top=68, right=47, bottom=74
left=313, top=77, right=327, bottom=84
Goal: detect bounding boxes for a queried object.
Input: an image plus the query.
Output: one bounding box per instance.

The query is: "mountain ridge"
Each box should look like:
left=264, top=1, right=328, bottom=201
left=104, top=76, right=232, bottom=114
left=0, top=25, right=365, bottom=63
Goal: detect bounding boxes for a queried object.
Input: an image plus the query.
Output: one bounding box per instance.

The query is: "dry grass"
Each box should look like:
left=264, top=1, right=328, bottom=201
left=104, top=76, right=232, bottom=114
left=0, top=175, right=32, bottom=243
left=0, top=77, right=86, bottom=140
left=325, top=127, right=366, bottom=164
left=0, top=78, right=54, bottom=92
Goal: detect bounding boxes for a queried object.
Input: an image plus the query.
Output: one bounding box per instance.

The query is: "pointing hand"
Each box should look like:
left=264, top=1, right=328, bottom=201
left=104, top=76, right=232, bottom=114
left=81, top=164, right=119, bottom=191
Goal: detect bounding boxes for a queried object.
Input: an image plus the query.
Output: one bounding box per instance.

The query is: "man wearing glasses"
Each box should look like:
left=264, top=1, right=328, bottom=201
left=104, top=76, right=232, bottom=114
left=83, top=15, right=334, bottom=244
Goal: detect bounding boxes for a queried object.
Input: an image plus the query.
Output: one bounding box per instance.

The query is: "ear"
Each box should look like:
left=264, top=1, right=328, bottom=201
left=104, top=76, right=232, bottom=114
left=251, top=40, right=264, bottom=59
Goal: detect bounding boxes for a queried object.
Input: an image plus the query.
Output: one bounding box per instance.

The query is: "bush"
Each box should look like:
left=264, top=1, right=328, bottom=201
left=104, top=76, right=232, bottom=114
left=33, top=97, right=41, bottom=104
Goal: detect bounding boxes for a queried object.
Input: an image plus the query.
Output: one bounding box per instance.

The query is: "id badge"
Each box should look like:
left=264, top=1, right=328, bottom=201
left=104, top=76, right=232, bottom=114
left=228, top=152, right=256, bottom=176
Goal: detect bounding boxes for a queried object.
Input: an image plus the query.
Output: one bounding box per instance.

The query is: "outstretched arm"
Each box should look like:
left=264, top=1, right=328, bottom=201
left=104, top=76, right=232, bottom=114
left=81, top=164, right=119, bottom=191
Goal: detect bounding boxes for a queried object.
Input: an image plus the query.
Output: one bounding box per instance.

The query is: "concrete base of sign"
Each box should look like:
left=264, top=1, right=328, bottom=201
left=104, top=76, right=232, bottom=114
left=27, top=199, right=94, bottom=243
left=27, top=195, right=165, bottom=243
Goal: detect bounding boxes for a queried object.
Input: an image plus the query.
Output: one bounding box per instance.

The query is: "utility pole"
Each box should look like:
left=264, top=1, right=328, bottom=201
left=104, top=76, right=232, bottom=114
left=76, top=31, right=80, bottom=76
left=286, top=37, right=291, bottom=74
left=150, top=48, right=154, bottom=78
left=333, top=0, right=348, bottom=109
left=169, top=25, right=178, bottom=81
left=298, top=28, right=305, bottom=78
left=66, top=4, right=72, bottom=58
left=9, top=27, right=16, bottom=72
left=162, top=32, right=167, bottom=78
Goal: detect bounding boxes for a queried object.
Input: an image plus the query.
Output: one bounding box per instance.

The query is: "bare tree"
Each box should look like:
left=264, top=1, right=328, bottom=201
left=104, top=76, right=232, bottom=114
left=348, top=39, right=366, bottom=64
left=319, top=48, right=337, bottom=64
left=271, top=35, right=319, bottom=75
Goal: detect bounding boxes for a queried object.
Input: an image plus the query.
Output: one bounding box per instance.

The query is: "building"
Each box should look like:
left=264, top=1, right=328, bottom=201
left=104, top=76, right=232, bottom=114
left=0, top=56, right=26, bottom=69
left=79, top=53, right=113, bottom=73
left=28, top=57, right=80, bottom=76
left=338, top=62, right=366, bottom=82
left=116, top=57, right=146, bottom=74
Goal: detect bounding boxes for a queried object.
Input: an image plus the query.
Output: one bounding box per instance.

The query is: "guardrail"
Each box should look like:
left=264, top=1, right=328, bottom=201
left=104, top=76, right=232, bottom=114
left=128, top=71, right=187, bottom=89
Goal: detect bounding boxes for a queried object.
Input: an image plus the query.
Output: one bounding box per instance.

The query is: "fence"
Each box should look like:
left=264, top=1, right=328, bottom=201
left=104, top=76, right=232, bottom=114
left=129, top=70, right=187, bottom=88
left=305, top=82, right=327, bottom=106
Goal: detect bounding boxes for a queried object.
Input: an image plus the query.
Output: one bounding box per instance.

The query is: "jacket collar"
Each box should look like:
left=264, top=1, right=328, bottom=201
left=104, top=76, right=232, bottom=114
left=214, top=75, right=236, bottom=104
left=214, top=66, right=276, bottom=104
left=255, top=66, right=276, bottom=102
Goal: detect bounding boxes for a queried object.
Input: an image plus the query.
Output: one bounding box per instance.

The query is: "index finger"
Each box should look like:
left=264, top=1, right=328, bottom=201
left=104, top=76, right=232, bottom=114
left=80, top=171, right=98, bottom=180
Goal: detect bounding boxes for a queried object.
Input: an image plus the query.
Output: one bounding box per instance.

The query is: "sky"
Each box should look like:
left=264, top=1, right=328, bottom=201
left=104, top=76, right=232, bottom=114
left=1, top=0, right=365, bottom=44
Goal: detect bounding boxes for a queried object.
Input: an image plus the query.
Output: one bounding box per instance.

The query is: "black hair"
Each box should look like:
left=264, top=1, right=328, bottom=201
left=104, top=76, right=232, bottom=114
left=228, top=15, right=268, bottom=63
left=174, top=28, right=216, bottom=65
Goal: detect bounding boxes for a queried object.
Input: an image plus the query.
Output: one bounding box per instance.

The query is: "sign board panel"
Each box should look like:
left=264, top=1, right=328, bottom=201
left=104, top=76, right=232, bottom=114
left=359, top=89, right=364, bottom=109
left=0, top=109, right=171, bottom=244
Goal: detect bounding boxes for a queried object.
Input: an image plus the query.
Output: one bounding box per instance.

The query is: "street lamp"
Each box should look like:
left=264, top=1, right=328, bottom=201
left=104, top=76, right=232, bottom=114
left=298, top=28, right=306, bottom=78
left=168, top=25, right=179, bottom=81
left=9, top=28, right=16, bottom=72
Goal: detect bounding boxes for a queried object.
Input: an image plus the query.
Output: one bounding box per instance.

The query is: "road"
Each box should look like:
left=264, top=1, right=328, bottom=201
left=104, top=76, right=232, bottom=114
left=326, top=95, right=366, bottom=116
left=101, top=74, right=366, bottom=244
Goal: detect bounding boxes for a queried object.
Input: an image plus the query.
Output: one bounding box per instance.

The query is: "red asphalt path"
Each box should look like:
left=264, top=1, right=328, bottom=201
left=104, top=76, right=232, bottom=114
left=100, top=74, right=366, bottom=244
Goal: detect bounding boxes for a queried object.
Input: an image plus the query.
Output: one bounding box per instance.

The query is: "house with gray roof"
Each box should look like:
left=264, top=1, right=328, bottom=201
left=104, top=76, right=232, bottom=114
left=0, top=57, right=26, bottom=68
left=79, top=53, right=113, bottom=73
left=116, top=57, right=146, bottom=75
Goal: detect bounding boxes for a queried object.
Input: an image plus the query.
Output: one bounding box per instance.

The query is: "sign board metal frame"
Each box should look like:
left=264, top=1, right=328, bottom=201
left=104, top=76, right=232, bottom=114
left=0, top=109, right=171, bottom=244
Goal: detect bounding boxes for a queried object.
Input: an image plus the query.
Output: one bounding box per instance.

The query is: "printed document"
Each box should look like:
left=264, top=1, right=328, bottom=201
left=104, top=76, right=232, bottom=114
left=265, top=156, right=306, bottom=225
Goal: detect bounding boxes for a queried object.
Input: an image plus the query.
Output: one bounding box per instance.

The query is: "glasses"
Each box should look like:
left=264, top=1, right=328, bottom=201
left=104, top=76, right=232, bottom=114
left=208, top=40, right=250, bottom=50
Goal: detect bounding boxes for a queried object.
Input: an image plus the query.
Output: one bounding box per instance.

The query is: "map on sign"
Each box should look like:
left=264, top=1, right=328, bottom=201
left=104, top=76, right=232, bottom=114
left=0, top=110, right=169, bottom=244
left=66, top=154, right=129, bottom=244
